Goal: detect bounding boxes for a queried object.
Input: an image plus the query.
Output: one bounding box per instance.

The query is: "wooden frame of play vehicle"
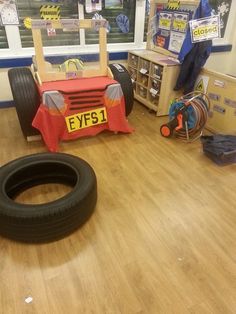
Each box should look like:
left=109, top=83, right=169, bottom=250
left=31, top=18, right=113, bottom=84
left=8, top=18, right=133, bottom=140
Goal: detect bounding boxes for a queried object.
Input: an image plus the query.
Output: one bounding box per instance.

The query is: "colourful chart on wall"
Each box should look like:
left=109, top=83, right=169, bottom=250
left=152, top=2, right=196, bottom=55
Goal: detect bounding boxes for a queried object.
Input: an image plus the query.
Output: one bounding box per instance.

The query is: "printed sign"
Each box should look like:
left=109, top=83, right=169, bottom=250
left=156, top=35, right=166, bottom=48
left=40, top=5, right=60, bottom=21
left=31, top=19, right=52, bottom=29
left=140, top=68, right=148, bottom=74
left=66, top=107, right=107, bottom=133
left=91, top=19, right=108, bottom=30
left=150, top=88, right=158, bottom=96
left=214, top=79, right=225, bottom=88
left=167, top=0, right=180, bottom=10
left=224, top=98, right=236, bottom=108
left=86, top=0, right=102, bottom=12
left=194, top=75, right=209, bottom=93
left=66, top=72, right=78, bottom=79
left=190, top=15, right=221, bottom=43
left=209, top=93, right=221, bottom=101
left=168, top=31, right=185, bottom=53
left=213, top=104, right=225, bottom=114
left=195, top=79, right=204, bottom=92
left=172, top=12, right=189, bottom=33
left=61, top=19, right=80, bottom=30
left=159, top=12, right=172, bottom=30
left=47, top=28, right=56, bottom=36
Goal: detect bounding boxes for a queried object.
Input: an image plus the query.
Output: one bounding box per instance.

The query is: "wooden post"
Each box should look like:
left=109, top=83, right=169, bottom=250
left=32, top=29, right=46, bottom=73
left=99, top=27, right=108, bottom=76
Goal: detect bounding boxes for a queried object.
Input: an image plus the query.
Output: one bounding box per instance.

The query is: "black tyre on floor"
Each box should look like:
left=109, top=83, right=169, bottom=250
left=8, top=67, right=41, bottom=138
left=109, top=63, right=134, bottom=116
left=0, top=153, right=97, bottom=243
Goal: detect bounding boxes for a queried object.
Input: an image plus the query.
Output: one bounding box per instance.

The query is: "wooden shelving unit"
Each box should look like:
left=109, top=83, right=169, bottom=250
left=128, top=0, right=200, bottom=116
left=128, top=50, right=182, bottom=116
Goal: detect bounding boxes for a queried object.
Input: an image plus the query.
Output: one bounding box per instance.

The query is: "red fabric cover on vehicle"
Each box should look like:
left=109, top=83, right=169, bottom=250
left=32, top=76, right=133, bottom=152
left=39, top=76, right=116, bottom=93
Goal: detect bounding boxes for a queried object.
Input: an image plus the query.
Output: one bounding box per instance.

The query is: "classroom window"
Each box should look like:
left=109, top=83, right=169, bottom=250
left=0, top=27, right=9, bottom=49
left=84, top=0, right=136, bottom=44
left=17, top=0, right=80, bottom=47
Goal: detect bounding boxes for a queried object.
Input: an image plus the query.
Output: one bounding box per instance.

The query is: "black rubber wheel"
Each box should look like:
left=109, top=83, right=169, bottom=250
left=0, top=153, right=97, bottom=243
left=109, top=63, right=134, bottom=116
left=8, top=67, right=41, bottom=138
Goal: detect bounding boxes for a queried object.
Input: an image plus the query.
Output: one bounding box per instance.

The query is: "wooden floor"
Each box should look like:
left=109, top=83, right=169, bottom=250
left=0, top=102, right=236, bottom=314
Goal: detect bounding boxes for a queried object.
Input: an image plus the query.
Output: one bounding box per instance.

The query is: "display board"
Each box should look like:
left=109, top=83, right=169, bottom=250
left=147, top=0, right=200, bottom=57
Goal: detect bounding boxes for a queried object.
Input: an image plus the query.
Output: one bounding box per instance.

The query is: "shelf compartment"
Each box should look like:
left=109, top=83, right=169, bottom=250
left=138, top=72, right=149, bottom=87
left=137, top=84, right=148, bottom=99
left=139, top=58, right=150, bottom=75
left=151, top=63, right=163, bottom=80
left=150, top=78, right=161, bottom=94
left=148, top=91, right=159, bottom=107
left=129, top=53, right=139, bottom=68
left=128, top=66, right=137, bottom=81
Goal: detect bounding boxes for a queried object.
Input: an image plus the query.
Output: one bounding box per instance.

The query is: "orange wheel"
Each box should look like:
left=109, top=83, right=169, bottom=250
left=160, top=124, right=172, bottom=137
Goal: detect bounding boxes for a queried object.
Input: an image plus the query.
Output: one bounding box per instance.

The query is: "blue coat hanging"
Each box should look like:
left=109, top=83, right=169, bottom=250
left=174, top=0, right=213, bottom=94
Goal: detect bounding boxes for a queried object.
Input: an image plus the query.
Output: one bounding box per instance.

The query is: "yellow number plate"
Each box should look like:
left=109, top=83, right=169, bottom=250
left=65, top=107, right=107, bottom=133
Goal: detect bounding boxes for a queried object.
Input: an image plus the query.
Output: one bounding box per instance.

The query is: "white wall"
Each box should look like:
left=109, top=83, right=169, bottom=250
left=227, top=29, right=236, bottom=76
left=205, top=51, right=232, bottom=75
left=0, top=69, right=12, bottom=101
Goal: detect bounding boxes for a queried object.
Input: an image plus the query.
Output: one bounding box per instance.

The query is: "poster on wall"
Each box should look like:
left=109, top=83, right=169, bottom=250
left=168, top=31, right=185, bottom=53
left=85, top=0, right=102, bottom=13
left=167, top=0, right=180, bottom=10
left=152, top=1, right=195, bottom=55
left=153, top=1, right=195, bottom=54
left=40, top=5, right=61, bottom=21
left=0, top=0, right=19, bottom=25
left=154, top=11, right=190, bottom=53
left=159, top=12, right=172, bottom=30
left=105, top=0, right=123, bottom=9
left=172, top=12, right=189, bottom=32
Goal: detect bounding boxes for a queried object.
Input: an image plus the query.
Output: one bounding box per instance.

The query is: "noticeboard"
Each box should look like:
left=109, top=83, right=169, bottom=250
left=147, top=0, right=200, bottom=57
